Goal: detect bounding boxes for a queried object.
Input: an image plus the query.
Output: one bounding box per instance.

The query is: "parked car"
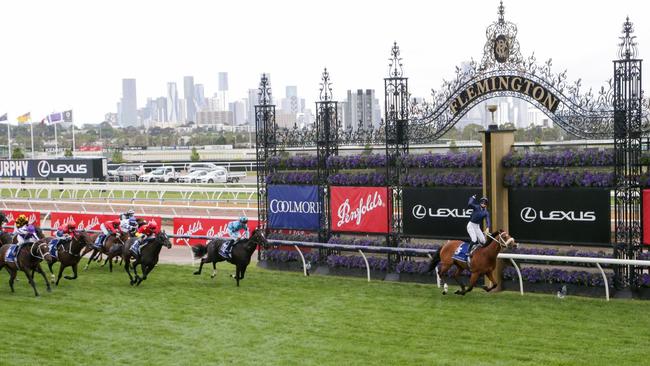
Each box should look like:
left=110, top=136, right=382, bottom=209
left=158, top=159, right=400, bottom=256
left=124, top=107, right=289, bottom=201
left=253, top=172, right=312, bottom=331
left=186, top=163, right=220, bottom=173
left=138, top=166, right=179, bottom=183
left=198, top=167, right=247, bottom=183
left=178, top=170, right=209, bottom=183
left=107, top=164, right=145, bottom=181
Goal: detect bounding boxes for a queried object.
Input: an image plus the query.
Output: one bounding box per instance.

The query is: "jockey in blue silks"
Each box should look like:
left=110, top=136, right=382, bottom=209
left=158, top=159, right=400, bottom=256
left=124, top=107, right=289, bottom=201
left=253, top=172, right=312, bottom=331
left=467, top=195, right=491, bottom=257
left=223, top=217, right=249, bottom=258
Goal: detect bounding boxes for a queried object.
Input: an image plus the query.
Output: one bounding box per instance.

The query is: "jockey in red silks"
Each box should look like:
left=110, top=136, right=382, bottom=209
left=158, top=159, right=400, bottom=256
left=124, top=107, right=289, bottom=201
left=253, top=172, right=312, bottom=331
left=131, top=221, right=158, bottom=255
left=94, top=218, right=121, bottom=249
left=50, top=221, right=77, bottom=258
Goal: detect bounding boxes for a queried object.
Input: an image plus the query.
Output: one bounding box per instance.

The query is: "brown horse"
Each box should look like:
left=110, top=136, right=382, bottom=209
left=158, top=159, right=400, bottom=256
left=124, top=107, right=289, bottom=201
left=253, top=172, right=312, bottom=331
left=0, top=240, right=52, bottom=296
left=80, top=231, right=129, bottom=271
left=0, top=226, right=46, bottom=245
left=44, top=231, right=96, bottom=285
left=191, top=229, right=268, bottom=287
left=427, top=230, right=516, bottom=296
left=121, top=231, right=172, bottom=286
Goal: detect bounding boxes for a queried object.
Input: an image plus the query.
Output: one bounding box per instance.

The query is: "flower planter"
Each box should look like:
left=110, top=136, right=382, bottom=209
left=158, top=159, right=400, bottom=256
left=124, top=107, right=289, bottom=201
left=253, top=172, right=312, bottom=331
left=633, top=287, right=650, bottom=300
left=501, top=280, right=610, bottom=298
left=257, top=260, right=305, bottom=272
left=327, top=267, right=386, bottom=280
left=397, top=272, right=440, bottom=284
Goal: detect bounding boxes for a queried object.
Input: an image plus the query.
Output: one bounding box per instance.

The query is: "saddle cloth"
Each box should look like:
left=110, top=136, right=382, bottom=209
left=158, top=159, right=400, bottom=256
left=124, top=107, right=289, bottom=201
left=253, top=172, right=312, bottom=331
left=451, top=242, right=470, bottom=263
left=5, top=244, right=18, bottom=263
left=130, top=240, right=149, bottom=256
left=218, top=241, right=233, bottom=259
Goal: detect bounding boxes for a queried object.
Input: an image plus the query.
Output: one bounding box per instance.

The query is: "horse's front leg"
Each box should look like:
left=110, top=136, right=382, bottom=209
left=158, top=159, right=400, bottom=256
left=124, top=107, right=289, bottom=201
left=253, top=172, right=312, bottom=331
left=48, top=261, right=56, bottom=282
left=64, top=263, right=78, bottom=280
left=453, top=266, right=467, bottom=295
left=438, top=263, right=451, bottom=295
left=84, top=249, right=97, bottom=270
left=35, top=264, right=52, bottom=292
left=460, top=272, right=480, bottom=295
left=124, top=256, right=135, bottom=285
left=132, top=260, right=142, bottom=285
left=483, top=270, right=498, bottom=292
left=23, top=269, right=39, bottom=297
left=8, top=268, right=17, bottom=293
left=193, top=257, right=206, bottom=275
left=56, top=264, right=65, bottom=286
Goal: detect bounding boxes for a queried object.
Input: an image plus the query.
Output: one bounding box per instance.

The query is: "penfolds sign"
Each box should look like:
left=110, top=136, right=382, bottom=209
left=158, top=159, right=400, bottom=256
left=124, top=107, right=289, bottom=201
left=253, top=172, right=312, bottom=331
left=49, top=212, right=162, bottom=234
left=173, top=217, right=258, bottom=246
left=329, top=186, right=389, bottom=234
left=2, top=210, right=41, bottom=232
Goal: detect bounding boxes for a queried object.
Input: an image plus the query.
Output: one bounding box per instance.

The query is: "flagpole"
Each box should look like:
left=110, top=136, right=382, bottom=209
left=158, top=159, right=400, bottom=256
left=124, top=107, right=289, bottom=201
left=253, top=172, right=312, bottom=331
left=54, top=123, right=58, bottom=157
left=6, top=122, right=10, bottom=159
left=30, top=121, right=35, bottom=158
left=71, top=121, right=75, bottom=155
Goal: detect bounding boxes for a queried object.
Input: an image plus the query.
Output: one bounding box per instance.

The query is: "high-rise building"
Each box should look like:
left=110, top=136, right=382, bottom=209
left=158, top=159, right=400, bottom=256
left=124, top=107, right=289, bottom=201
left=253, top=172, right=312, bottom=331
left=344, top=89, right=380, bottom=130
left=247, top=88, right=258, bottom=126
left=194, top=84, right=206, bottom=112
left=229, top=101, right=246, bottom=125
left=218, top=72, right=228, bottom=91
left=184, top=76, right=196, bottom=122
left=281, top=86, right=301, bottom=115
left=120, top=78, right=138, bottom=127
left=166, top=82, right=179, bottom=123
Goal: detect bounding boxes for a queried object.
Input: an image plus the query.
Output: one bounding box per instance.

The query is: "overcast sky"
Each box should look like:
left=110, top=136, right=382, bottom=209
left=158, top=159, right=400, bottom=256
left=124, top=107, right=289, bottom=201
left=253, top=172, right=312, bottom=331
left=0, top=0, right=648, bottom=124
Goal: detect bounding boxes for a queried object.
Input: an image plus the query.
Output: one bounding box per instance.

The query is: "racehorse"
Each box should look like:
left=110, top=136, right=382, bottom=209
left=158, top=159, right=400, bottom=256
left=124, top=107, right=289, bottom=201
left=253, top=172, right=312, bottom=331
left=427, top=230, right=516, bottom=296
left=0, top=225, right=46, bottom=245
left=44, top=231, right=96, bottom=285
left=121, top=231, right=172, bottom=286
left=191, top=229, right=268, bottom=287
left=80, top=231, right=129, bottom=271
left=0, top=240, right=52, bottom=296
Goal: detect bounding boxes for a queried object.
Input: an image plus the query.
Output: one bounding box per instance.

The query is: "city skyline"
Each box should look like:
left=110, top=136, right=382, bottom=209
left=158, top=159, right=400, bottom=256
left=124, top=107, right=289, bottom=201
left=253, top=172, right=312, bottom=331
left=1, top=0, right=648, bottom=125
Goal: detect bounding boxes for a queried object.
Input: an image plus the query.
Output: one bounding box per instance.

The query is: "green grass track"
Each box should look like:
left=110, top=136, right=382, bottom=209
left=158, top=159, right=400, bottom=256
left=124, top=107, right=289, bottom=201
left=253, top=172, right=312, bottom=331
left=1, top=264, right=646, bottom=365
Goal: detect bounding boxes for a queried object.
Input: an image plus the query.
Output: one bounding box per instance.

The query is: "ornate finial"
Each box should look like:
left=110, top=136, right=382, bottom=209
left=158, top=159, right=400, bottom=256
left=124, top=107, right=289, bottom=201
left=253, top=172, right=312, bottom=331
left=618, top=16, right=638, bottom=60
left=319, top=68, right=333, bottom=102
left=498, top=1, right=505, bottom=23
left=258, top=73, right=272, bottom=105
left=388, top=41, right=403, bottom=78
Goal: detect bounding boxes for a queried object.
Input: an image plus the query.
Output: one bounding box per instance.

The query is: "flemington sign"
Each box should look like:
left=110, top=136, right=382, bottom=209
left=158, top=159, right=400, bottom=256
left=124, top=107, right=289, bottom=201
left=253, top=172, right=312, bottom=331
left=0, top=158, right=106, bottom=179
left=450, top=76, right=560, bottom=117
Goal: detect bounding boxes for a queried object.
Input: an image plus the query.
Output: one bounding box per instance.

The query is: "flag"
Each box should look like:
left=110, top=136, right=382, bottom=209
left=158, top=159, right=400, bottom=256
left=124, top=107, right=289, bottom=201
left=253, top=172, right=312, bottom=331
left=63, top=110, right=73, bottom=123
left=0, top=113, right=7, bottom=122
left=48, top=112, right=62, bottom=125
left=17, top=112, right=31, bottom=123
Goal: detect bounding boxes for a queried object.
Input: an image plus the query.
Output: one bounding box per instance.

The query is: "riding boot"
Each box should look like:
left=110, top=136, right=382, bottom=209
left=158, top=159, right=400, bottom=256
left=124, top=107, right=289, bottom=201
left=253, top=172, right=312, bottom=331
left=468, top=241, right=478, bottom=257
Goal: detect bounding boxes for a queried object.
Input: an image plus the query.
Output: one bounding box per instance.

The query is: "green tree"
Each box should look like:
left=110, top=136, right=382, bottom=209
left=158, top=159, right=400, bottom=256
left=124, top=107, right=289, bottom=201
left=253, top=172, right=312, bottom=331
left=190, top=147, right=200, bottom=162
left=111, top=150, right=125, bottom=163
left=361, top=143, right=373, bottom=156
left=64, top=149, right=73, bottom=157
left=11, top=147, right=24, bottom=159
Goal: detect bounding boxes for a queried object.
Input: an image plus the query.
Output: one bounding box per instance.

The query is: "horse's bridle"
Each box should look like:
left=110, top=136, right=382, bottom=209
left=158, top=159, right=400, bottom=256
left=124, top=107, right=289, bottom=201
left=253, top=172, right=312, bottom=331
left=485, top=231, right=515, bottom=249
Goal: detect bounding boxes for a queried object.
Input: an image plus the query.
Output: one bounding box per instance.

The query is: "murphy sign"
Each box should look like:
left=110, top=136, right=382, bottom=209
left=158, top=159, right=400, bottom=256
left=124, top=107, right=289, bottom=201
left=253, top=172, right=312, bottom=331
left=450, top=76, right=560, bottom=117
left=0, top=158, right=106, bottom=179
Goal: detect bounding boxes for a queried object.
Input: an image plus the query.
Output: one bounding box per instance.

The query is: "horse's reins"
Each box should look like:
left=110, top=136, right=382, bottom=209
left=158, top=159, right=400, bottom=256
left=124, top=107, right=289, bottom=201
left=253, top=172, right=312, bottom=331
left=484, top=232, right=514, bottom=249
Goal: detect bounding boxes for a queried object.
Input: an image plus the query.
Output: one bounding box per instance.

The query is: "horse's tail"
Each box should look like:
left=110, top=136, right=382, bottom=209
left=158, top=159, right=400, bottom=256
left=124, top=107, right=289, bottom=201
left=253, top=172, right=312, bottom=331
left=426, top=249, right=441, bottom=273
left=192, top=244, right=208, bottom=258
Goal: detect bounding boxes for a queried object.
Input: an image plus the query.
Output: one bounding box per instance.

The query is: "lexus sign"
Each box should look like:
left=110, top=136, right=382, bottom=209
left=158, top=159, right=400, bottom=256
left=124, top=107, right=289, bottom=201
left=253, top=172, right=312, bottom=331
left=508, top=188, right=610, bottom=246
left=0, top=158, right=106, bottom=179
left=403, top=187, right=481, bottom=239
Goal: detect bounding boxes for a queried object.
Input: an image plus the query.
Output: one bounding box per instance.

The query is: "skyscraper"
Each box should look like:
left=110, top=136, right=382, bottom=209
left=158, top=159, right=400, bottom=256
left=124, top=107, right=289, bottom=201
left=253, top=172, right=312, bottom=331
left=184, top=76, right=196, bottom=122
left=247, top=88, right=258, bottom=126
left=344, top=89, right=380, bottom=130
left=194, top=84, right=206, bottom=111
left=166, top=82, right=179, bottom=123
left=120, top=78, right=138, bottom=127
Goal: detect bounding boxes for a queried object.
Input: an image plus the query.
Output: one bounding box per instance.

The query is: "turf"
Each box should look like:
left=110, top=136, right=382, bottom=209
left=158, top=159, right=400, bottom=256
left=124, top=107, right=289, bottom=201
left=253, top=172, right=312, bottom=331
left=0, top=263, right=646, bottom=366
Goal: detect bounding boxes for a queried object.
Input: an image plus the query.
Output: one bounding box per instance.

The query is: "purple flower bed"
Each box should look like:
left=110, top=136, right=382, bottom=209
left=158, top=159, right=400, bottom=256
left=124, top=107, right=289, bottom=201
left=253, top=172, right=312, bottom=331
left=503, top=267, right=614, bottom=287
left=266, top=172, right=317, bottom=185
left=327, top=254, right=389, bottom=271
left=328, top=237, right=388, bottom=247
left=402, top=151, right=482, bottom=168
left=327, top=172, right=387, bottom=186
left=327, top=154, right=387, bottom=169
left=401, top=172, right=482, bottom=187
left=640, top=273, right=650, bottom=288
left=504, top=170, right=614, bottom=188
left=263, top=249, right=321, bottom=263
left=267, top=155, right=318, bottom=169
left=268, top=232, right=319, bottom=242
left=502, top=149, right=614, bottom=168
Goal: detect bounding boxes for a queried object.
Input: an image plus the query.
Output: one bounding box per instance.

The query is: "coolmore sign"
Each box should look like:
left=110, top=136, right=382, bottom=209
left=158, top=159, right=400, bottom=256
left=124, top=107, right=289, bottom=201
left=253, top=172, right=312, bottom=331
left=509, top=188, right=610, bottom=246
left=0, top=158, right=106, bottom=179
left=268, top=185, right=320, bottom=231
left=403, top=187, right=481, bottom=239
left=330, top=186, right=389, bottom=233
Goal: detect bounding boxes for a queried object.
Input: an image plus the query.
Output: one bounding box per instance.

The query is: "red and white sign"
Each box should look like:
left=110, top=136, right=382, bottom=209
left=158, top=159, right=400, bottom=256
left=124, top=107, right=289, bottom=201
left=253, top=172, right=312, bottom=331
left=643, top=190, right=650, bottom=246
left=49, top=212, right=161, bottom=234
left=173, top=217, right=258, bottom=246
left=2, top=210, right=41, bottom=232
left=330, top=186, right=389, bottom=233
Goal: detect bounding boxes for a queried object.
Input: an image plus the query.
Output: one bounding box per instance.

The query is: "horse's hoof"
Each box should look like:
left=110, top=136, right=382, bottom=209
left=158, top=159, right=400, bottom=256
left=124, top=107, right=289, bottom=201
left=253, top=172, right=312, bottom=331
left=210, top=274, right=215, bottom=279
left=47, top=287, right=52, bottom=293
left=64, top=276, right=73, bottom=280
left=193, top=271, right=200, bottom=275
left=83, top=265, right=89, bottom=271
left=130, top=280, right=135, bottom=286
left=50, top=274, right=55, bottom=282
left=442, top=290, right=448, bottom=295
left=454, top=289, right=463, bottom=295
